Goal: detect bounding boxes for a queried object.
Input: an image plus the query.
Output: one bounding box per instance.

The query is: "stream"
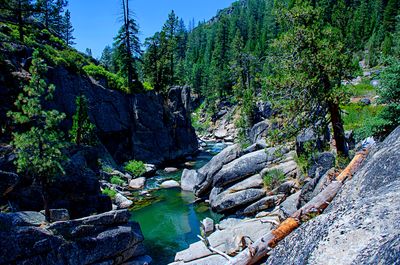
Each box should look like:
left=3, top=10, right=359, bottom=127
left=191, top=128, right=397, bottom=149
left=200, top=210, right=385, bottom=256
left=130, top=142, right=227, bottom=265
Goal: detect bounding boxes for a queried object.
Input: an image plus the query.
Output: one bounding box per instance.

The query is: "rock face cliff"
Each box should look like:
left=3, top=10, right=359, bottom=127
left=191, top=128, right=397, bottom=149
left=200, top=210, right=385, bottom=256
left=266, top=126, right=400, bottom=265
left=47, top=67, right=198, bottom=164
left=0, top=46, right=198, bottom=165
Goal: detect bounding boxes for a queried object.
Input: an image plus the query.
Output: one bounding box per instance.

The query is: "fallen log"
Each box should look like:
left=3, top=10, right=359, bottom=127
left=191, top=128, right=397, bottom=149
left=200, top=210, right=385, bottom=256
left=227, top=148, right=370, bottom=265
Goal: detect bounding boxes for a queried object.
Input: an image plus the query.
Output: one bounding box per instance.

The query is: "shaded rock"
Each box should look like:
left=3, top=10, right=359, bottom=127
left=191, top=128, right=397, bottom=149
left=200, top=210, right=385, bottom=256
left=0, top=210, right=150, bottom=265
left=40, top=209, right=70, bottom=222
left=238, top=195, right=282, bottom=216
left=345, top=130, right=356, bottom=150
left=296, top=127, right=328, bottom=156
left=129, top=177, right=146, bottom=190
left=0, top=170, right=20, bottom=196
left=161, top=180, right=180, bottom=189
left=249, top=120, right=270, bottom=143
left=276, top=180, right=298, bottom=195
left=254, top=101, right=273, bottom=122
left=308, top=152, right=335, bottom=178
left=6, top=211, right=46, bottom=227
left=360, top=97, right=371, bottom=105
left=266, top=126, right=400, bottom=265
left=114, top=193, right=133, bottom=209
left=181, top=169, right=199, bottom=192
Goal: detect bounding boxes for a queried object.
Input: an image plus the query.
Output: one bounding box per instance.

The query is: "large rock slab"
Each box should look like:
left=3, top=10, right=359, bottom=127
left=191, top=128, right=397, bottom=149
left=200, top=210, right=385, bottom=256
left=210, top=188, right=266, bottom=213
left=267, top=126, right=400, bottom=265
left=213, top=147, right=286, bottom=188
left=194, top=144, right=242, bottom=196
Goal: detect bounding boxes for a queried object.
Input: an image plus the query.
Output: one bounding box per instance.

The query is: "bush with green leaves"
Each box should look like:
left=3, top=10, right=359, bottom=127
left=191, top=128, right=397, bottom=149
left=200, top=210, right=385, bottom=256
left=124, top=160, right=146, bottom=177
left=110, top=176, right=125, bottom=186
left=377, top=57, right=400, bottom=135
left=102, top=188, right=117, bottom=199
left=69, top=95, right=97, bottom=146
left=83, top=63, right=128, bottom=93
left=263, top=169, right=286, bottom=190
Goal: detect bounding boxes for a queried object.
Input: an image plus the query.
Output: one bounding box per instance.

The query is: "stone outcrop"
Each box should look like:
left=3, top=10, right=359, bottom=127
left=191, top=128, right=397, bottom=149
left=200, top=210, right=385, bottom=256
left=47, top=67, right=198, bottom=164
left=6, top=146, right=112, bottom=218
left=0, top=210, right=151, bottom=265
left=266, top=126, right=400, bottom=265
left=0, top=47, right=198, bottom=165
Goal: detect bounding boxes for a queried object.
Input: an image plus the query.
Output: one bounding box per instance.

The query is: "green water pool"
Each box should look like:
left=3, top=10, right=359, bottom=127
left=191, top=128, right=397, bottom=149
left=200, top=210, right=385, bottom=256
left=130, top=142, right=226, bottom=264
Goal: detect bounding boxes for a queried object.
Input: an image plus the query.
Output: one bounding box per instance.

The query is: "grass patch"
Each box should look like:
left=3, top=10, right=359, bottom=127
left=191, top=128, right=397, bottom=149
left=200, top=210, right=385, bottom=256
left=342, top=103, right=385, bottom=141
left=124, top=160, right=146, bottom=177
left=263, top=169, right=286, bottom=190
left=102, top=188, right=117, bottom=199
left=110, top=176, right=125, bottom=185
left=348, top=83, right=376, bottom=97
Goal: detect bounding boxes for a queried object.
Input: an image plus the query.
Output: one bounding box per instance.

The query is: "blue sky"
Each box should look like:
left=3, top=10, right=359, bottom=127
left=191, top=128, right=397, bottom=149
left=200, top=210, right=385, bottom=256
left=68, top=0, right=236, bottom=58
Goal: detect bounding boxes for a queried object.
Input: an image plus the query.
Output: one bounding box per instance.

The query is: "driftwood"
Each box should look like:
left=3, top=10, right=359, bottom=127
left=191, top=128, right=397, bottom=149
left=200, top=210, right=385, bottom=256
left=227, top=148, right=370, bottom=265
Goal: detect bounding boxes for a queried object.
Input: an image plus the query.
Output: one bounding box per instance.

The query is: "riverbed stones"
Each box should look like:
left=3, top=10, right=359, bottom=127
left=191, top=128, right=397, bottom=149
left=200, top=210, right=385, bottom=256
left=161, top=180, right=180, bottom=188
left=181, top=169, right=199, bottom=192
left=129, top=177, right=146, bottom=190
left=114, top=193, right=133, bottom=209
left=201, top=217, right=214, bottom=236
left=164, top=167, right=179, bottom=173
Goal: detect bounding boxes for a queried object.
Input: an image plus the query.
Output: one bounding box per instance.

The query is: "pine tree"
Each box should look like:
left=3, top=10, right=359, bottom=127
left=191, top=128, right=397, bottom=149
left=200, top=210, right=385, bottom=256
left=7, top=50, right=66, bottom=220
left=0, top=0, right=33, bottom=42
left=114, top=0, right=142, bottom=91
left=100, top=45, right=115, bottom=72
left=268, top=0, right=353, bottom=157
left=69, top=95, right=97, bottom=146
left=63, top=9, right=75, bottom=45
left=162, top=10, right=179, bottom=86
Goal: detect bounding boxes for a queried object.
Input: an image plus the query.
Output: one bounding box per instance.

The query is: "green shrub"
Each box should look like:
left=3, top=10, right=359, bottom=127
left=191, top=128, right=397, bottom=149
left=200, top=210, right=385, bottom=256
left=102, top=188, right=117, bottom=199
left=342, top=103, right=385, bottom=141
left=263, top=169, right=286, bottom=190
left=143, top=81, right=154, bottom=91
left=83, top=64, right=128, bottom=93
left=60, top=49, right=88, bottom=72
left=124, top=160, right=146, bottom=177
left=110, top=176, right=125, bottom=185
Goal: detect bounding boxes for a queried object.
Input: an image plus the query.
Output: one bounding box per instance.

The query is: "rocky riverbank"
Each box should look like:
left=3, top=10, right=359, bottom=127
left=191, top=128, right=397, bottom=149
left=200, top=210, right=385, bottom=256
left=171, top=126, right=400, bottom=265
